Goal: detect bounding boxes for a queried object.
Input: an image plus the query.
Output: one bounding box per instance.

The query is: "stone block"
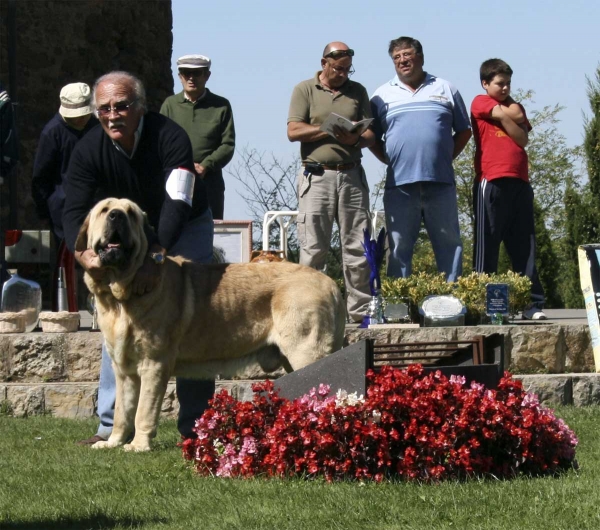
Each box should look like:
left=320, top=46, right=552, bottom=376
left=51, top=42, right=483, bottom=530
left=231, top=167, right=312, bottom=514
left=6, top=385, right=45, bottom=417
left=563, top=326, right=595, bottom=372
left=345, top=327, right=457, bottom=349
left=7, top=334, right=67, bottom=382
left=517, top=375, right=573, bottom=405
left=44, top=383, right=97, bottom=418
left=64, top=333, right=103, bottom=382
left=509, top=326, right=566, bottom=373
left=0, top=335, right=12, bottom=380
left=572, top=374, right=600, bottom=406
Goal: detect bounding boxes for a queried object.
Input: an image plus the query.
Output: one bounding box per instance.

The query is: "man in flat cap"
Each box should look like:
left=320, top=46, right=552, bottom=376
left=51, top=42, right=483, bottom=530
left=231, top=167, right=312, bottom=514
left=160, top=54, right=235, bottom=219
left=32, top=82, right=97, bottom=241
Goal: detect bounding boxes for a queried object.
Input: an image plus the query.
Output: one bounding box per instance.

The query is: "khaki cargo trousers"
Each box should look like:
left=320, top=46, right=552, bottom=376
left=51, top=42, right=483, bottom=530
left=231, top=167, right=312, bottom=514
left=296, top=164, right=371, bottom=323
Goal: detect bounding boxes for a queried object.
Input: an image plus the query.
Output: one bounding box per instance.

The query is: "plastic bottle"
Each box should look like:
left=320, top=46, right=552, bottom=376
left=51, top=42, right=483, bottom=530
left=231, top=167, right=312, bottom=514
left=1, top=269, right=42, bottom=332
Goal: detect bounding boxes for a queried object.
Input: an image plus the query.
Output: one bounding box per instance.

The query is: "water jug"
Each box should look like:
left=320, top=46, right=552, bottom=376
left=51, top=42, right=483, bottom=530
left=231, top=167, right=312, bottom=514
left=1, top=269, right=42, bottom=332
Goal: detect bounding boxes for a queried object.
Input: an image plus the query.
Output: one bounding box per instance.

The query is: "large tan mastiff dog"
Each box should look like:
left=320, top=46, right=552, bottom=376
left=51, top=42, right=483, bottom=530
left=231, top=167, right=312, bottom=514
left=76, top=198, right=346, bottom=451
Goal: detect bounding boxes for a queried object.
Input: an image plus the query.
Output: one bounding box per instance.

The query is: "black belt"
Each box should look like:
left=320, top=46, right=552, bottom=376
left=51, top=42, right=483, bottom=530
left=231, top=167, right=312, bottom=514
left=302, top=161, right=361, bottom=171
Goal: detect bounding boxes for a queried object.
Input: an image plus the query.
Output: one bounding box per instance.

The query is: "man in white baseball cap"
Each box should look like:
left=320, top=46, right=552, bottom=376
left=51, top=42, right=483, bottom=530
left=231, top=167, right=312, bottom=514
left=32, top=82, right=97, bottom=241
left=161, top=54, right=235, bottom=219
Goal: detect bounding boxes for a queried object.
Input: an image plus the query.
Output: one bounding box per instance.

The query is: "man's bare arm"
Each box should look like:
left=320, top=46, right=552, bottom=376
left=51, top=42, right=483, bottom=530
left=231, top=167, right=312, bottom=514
left=369, top=137, right=387, bottom=164
left=452, top=129, right=472, bottom=159
left=287, top=121, right=330, bottom=143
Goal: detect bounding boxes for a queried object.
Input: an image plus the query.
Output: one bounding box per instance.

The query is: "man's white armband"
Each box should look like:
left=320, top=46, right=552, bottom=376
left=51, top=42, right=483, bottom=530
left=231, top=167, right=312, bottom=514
left=166, top=167, right=195, bottom=206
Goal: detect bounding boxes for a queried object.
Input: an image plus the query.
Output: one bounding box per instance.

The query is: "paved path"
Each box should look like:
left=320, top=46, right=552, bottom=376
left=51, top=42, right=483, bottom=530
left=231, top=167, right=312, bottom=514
left=513, top=308, right=588, bottom=326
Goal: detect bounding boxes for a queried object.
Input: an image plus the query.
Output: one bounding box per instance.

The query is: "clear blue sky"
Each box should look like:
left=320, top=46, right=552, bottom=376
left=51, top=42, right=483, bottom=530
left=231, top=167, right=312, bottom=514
left=170, top=0, right=600, bottom=222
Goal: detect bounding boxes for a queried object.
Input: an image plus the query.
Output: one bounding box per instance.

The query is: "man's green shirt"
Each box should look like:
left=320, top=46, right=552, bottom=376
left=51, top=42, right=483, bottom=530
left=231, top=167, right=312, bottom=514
left=160, top=89, right=235, bottom=175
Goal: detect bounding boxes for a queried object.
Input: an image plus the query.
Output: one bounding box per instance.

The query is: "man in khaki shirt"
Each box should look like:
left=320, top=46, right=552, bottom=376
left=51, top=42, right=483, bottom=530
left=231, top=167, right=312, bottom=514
left=287, top=41, right=375, bottom=323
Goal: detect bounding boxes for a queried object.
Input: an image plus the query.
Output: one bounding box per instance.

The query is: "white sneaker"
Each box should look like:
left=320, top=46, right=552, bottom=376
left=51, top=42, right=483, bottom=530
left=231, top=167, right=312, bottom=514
left=522, top=306, right=547, bottom=320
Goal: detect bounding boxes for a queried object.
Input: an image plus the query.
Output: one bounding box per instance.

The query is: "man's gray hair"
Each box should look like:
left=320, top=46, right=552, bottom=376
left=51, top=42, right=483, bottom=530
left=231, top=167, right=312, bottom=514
left=92, top=71, right=147, bottom=112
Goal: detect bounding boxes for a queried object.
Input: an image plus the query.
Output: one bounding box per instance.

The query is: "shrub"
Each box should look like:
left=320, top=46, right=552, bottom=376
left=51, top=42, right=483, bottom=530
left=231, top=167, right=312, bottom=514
left=182, top=366, right=577, bottom=482
left=380, top=271, right=532, bottom=323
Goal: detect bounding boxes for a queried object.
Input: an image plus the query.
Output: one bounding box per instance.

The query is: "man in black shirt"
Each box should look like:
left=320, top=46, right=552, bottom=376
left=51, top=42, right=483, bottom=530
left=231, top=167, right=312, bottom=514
left=32, top=82, right=97, bottom=241
left=63, top=71, right=214, bottom=445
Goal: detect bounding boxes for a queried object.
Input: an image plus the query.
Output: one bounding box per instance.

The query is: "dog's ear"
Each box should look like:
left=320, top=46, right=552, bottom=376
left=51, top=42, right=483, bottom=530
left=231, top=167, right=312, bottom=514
left=74, top=213, right=91, bottom=252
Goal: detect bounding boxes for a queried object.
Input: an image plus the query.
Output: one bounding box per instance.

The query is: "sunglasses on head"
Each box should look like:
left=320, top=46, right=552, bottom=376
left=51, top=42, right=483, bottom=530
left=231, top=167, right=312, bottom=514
left=324, top=49, right=354, bottom=59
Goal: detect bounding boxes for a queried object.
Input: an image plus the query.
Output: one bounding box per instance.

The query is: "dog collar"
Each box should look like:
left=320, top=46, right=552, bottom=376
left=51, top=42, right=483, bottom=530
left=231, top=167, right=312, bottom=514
left=149, top=251, right=166, bottom=265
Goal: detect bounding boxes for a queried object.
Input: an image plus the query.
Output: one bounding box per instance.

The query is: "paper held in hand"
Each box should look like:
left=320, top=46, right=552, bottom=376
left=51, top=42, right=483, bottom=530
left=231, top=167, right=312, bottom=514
left=320, top=113, right=373, bottom=138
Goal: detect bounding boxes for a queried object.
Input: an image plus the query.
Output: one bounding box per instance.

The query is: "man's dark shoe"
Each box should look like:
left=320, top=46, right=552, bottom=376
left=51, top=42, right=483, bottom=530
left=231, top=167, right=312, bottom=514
left=76, top=434, right=107, bottom=446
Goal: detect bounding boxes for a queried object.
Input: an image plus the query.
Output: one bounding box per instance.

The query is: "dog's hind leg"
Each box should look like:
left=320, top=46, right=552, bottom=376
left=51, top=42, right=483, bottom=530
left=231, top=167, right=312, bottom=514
left=123, top=360, right=171, bottom=452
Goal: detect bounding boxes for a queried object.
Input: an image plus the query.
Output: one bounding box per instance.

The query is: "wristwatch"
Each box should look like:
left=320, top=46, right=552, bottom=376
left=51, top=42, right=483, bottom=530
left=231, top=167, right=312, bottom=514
left=149, top=251, right=166, bottom=265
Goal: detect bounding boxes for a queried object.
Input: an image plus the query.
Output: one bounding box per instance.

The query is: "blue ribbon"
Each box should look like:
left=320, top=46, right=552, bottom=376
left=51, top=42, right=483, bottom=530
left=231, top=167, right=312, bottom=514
left=361, top=227, right=387, bottom=296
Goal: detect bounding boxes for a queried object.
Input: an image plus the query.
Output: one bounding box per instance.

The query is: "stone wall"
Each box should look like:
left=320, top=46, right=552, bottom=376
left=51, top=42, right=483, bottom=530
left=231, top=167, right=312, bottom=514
left=345, top=323, right=596, bottom=373
left=0, top=0, right=174, bottom=231
left=0, top=323, right=598, bottom=418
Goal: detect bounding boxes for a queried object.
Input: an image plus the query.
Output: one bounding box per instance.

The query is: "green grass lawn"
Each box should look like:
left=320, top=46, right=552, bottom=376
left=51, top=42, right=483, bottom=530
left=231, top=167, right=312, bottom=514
left=0, top=407, right=598, bottom=530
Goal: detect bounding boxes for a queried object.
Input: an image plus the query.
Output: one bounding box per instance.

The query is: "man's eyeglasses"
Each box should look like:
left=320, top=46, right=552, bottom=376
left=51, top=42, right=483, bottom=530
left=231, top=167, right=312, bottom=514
left=324, top=49, right=354, bottom=59
left=392, top=51, right=417, bottom=62
left=179, top=69, right=207, bottom=78
left=329, top=64, right=355, bottom=76
left=95, top=100, right=138, bottom=117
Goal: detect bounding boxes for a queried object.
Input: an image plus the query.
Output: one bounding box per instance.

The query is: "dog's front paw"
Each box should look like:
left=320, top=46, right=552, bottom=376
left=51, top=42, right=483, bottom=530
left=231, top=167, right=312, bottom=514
left=91, top=439, right=122, bottom=449
left=123, top=441, right=151, bottom=452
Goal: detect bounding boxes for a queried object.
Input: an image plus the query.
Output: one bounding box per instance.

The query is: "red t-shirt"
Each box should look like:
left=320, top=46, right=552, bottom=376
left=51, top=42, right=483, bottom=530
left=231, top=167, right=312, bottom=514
left=471, top=94, right=531, bottom=182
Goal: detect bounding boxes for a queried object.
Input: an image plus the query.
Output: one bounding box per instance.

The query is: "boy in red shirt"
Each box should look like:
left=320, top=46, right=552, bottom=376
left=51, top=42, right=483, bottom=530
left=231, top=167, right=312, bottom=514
left=471, top=58, right=546, bottom=320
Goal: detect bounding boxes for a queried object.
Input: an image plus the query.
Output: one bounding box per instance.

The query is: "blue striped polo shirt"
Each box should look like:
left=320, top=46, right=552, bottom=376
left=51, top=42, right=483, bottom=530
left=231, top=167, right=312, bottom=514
left=370, top=73, right=470, bottom=188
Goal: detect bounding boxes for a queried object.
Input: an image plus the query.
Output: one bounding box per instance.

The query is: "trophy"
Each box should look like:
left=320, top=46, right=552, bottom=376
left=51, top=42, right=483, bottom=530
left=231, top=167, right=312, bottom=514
left=360, top=227, right=386, bottom=327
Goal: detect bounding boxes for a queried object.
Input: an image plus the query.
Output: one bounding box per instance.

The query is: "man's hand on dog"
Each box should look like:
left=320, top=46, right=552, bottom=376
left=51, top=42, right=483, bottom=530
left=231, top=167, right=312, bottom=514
left=75, top=249, right=107, bottom=281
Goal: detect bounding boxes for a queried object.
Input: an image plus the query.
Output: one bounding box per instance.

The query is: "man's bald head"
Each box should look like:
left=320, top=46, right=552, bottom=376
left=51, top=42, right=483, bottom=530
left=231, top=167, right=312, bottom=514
left=322, top=41, right=351, bottom=58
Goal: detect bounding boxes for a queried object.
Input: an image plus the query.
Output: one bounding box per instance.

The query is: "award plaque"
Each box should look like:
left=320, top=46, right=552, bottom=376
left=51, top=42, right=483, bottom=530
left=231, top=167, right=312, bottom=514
left=486, top=283, right=509, bottom=325
left=384, top=296, right=411, bottom=323
left=419, top=295, right=466, bottom=327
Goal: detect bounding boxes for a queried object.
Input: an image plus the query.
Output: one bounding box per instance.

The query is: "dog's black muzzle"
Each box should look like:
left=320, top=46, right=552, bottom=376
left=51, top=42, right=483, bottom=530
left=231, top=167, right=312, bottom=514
left=96, top=209, right=134, bottom=267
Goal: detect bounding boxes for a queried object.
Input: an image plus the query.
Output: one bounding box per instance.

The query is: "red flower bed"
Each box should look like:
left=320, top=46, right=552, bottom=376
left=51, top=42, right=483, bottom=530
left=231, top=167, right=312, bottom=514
left=181, top=366, right=578, bottom=482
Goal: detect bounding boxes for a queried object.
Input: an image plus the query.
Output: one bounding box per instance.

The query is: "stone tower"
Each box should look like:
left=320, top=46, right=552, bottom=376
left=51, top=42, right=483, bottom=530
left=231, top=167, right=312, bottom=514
left=0, top=0, right=174, bottom=231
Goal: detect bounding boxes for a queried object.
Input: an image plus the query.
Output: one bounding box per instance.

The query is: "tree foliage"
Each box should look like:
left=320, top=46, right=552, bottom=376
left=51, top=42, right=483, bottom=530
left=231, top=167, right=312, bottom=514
left=561, top=65, right=600, bottom=307
left=584, top=65, right=600, bottom=198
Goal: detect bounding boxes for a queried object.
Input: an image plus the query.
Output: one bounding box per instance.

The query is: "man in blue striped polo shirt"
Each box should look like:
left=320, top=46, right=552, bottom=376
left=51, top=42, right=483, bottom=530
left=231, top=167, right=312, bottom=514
left=370, top=36, right=471, bottom=282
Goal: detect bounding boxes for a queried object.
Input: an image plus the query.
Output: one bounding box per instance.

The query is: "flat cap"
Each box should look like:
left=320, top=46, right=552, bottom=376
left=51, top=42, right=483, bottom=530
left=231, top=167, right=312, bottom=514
left=177, top=54, right=211, bottom=69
